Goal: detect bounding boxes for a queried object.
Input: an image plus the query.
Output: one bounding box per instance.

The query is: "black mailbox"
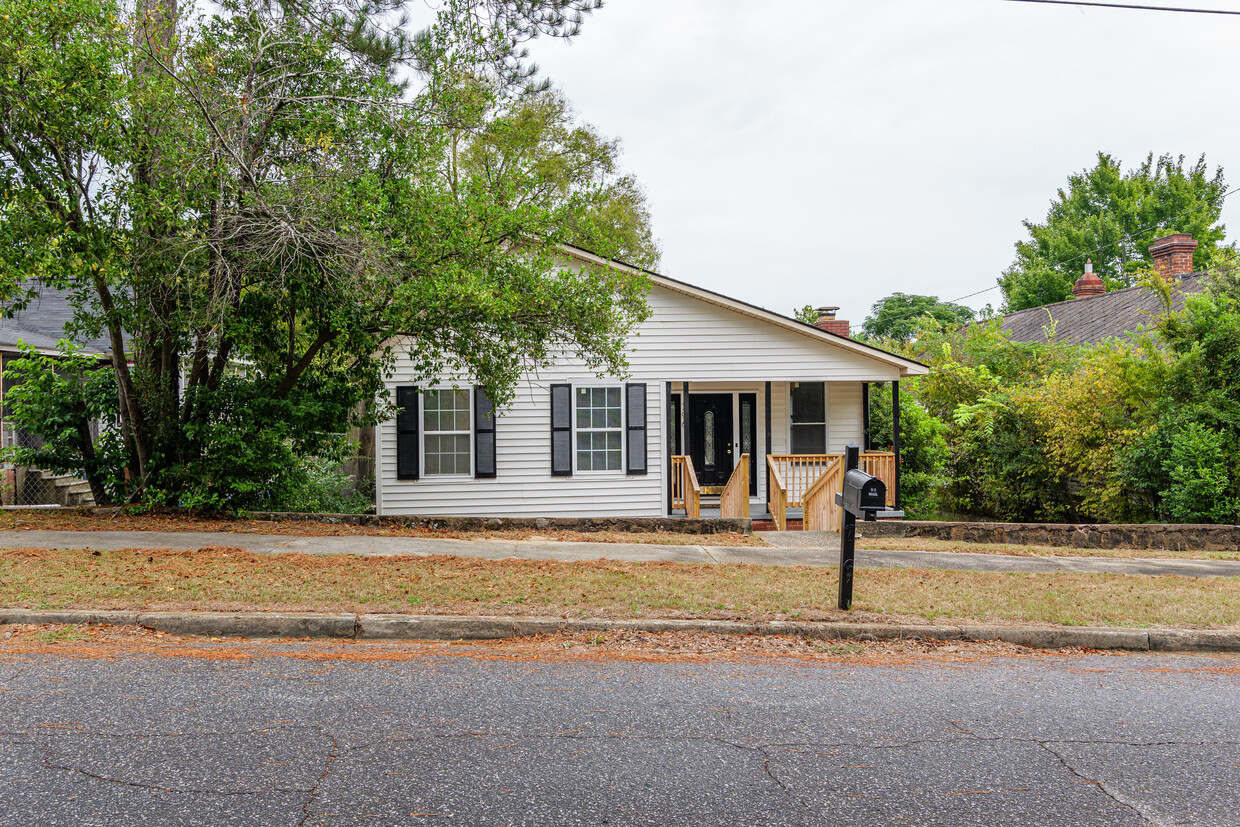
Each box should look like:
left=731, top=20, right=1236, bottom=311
left=839, top=469, right=887, bottom=516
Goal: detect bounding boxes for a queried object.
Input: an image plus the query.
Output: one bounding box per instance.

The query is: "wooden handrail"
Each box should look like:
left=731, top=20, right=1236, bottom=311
left=720, top=453, right=750, bottom=519
left=766, top=455, right=787, bottom=531
left=803, top=457, right=844, bottom=532
left=672, top=455, right=700, bottom=519
left=769, top=452, right=897, bottom=508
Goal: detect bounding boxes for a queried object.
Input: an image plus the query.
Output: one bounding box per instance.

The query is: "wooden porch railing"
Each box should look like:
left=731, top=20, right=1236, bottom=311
left=766, top=455, right=788, bottom=531
left=859, top=452, right=897, bottom=506
left=671, top=455, right=701, bottom=519
left=719, top=453, right=750, bottom=519
left=803, top=457, right=845, bottom=532
left=768, top=452, right=897, bottom=509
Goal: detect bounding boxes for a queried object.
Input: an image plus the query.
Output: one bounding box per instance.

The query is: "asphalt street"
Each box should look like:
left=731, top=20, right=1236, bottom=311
left=1, top=644, right=1238, bottom=826
left=4, top=528, right=1240, bottom=577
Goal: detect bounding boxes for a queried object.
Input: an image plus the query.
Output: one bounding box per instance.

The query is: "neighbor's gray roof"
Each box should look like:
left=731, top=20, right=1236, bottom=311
left=0, top=285, right=116, bottom=356
left=999, top=274, right=1205, bottom=345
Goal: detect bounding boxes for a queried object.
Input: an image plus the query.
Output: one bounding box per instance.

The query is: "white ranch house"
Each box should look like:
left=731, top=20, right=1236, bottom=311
left=375, top=246, right=929, bottom=527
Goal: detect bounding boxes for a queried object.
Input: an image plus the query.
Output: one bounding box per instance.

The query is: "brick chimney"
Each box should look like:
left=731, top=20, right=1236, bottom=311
left=813, top=306, right=850, bottom=337
left=1149, top=233, right=1198, bottom=283
left=1072, top=259, right=1105, bottom=299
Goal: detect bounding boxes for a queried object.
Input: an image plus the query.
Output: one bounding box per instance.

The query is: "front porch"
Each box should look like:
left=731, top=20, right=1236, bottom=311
left=664, top=379, right=904, bottom=529
left=671, top=450, right=898, bottom=530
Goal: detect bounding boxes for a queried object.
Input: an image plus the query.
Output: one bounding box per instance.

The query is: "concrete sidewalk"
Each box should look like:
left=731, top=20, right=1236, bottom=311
left=4, top=528, right=1240, bottom=577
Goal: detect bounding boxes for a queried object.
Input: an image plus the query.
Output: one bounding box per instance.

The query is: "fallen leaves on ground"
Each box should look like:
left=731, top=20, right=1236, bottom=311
left=0, top=622, right=1107, bottom=666
left=0, top=510, right=762, bottom=547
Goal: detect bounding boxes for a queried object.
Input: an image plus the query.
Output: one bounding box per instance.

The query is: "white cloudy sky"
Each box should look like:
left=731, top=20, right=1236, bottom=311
left=514, top=0, right=1240, bottom=325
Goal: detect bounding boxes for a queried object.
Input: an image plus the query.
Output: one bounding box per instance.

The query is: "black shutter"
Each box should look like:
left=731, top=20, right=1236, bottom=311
left=550, top=383, right=572, bottom=476
left=626, top=382, right=648, bottom=475
left=474, top=387, right=496, bottom=479
left=395, top=385, right=419, bottom=480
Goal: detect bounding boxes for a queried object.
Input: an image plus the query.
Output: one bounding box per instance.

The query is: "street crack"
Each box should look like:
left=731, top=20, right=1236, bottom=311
left=298, top=730, right=341, bottom=827
left=1038, top=741, right=1158, bottom=826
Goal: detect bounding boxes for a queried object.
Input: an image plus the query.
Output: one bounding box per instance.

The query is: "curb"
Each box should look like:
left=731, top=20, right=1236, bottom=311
left=3, top=609, right=1239, bottom=653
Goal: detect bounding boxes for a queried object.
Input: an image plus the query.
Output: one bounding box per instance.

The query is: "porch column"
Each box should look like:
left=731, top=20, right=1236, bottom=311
left=763, top=381, right=772, bottom=503
left=861, top=383, right=870, bottom=452
left=665, top=381, right=673, bottom=516
left=891, top=380, right=901, bottom=509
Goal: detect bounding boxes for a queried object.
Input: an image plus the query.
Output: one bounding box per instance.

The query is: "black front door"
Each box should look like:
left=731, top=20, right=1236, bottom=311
left=689, top=394, right=733, bottom=487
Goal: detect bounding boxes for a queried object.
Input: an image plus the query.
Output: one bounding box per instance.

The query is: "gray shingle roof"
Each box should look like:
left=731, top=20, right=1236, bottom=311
left=999, top=275, right=1204, bottom=345
left=0, top=286, right=116, bottom=356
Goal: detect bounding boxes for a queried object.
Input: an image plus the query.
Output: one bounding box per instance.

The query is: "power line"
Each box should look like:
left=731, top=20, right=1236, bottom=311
left=1005, top=0, right=1240, bottom=14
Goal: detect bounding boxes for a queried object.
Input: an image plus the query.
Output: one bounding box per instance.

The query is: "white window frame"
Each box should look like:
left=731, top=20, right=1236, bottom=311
left=421, top=387, right=473, bottom=478
left=572, top=382, right=626, bottom=475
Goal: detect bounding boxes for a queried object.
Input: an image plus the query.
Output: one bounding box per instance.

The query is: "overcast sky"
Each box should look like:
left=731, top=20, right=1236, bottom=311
left=515, top=0, right=1240, bottom=325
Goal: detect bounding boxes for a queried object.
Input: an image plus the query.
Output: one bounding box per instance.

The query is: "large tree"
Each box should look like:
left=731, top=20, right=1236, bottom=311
left=0, top=0, right=652, bottom=507
left=998, top=152, right=1233, bottom=312
left=860, top=292, right=973, bottom=343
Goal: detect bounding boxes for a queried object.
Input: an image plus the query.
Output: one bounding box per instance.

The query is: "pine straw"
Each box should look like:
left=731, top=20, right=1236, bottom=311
left=3, top=546, right=1239, bottom=630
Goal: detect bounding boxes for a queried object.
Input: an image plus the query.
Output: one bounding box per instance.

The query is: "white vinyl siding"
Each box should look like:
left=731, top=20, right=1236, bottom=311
left=377, top=274, right=907, bottom=517
left=828, top=382, right=866, bottom=452
left=379, top=375, right=663, bottom=517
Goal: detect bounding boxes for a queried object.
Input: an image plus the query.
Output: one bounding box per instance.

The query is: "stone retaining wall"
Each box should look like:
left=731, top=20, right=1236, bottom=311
left=857, top=520, right=1240, bottom=551
left=68, top=506, right=751, bottom=536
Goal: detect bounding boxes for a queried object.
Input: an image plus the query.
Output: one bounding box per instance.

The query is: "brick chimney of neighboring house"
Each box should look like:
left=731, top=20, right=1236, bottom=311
left=813, top=306, right=850, bottom=337
left=1149, top=233, right=1198, bottom=283
left=1072, top=259, right=1106, bottom=299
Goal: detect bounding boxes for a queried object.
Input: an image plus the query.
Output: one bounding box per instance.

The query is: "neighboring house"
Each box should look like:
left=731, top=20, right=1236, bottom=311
left=0, top=286, right=118, bottom=506
left=1001, top=234, right=1206, bottom=345
left=375, top=245, right=929, bottom=519
left=0, top=286, right=117, bottom=450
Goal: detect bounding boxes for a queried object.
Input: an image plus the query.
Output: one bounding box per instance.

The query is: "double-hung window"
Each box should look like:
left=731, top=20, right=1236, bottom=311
left=422, top=389, right=471, bottom=475
left=395, top=385, right=496, bottom=481
left=575, top=386, right=623, bottom=471
left=549, top=382, right=646, bottom=477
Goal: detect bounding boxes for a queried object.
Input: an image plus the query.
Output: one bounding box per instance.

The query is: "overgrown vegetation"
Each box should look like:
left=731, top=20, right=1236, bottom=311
left=0, top=0, right=655, bottom=509
left=866, top=266, right=1240, bottom=524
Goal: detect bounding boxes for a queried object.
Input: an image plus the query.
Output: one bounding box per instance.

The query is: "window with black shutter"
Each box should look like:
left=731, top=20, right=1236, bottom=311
left=625, top=383, right=647, bottom=475
left=395, top=385, right=419, bottom=480
left=550, top=383, right=572, bottom=476
left=474, top=387, right=496, bottom=479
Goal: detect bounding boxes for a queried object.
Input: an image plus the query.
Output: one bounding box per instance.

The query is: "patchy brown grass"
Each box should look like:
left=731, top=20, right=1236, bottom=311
left=859, top=536, right=1239, bottom=560
left=2, top=546, right=1239, bottom=630
left=0, top=621, right=1095, bottom=665
left=0, top=510, right=762, bottom=546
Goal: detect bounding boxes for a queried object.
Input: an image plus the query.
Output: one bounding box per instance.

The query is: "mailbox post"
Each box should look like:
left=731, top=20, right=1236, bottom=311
left=833, top=443, right=888, bottom=611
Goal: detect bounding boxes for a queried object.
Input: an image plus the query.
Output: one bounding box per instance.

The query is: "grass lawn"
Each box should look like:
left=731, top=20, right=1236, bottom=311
left=859, top=536, right=1240, bottom=561
left=0, top=510, right=761, bottom=547
left=2, top=546, right=1238, bottom=630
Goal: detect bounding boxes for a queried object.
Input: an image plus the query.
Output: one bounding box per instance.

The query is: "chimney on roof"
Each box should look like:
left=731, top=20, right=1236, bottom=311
left=1149, top=233, right=1198, bottom=283
left=813, top=306, right=850, bottom=337
left=1072, top=259, right=1106, bottom=299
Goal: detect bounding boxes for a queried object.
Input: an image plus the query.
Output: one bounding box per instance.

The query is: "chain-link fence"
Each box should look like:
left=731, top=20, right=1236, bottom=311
left=2, top=424, right=96, bottom=507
